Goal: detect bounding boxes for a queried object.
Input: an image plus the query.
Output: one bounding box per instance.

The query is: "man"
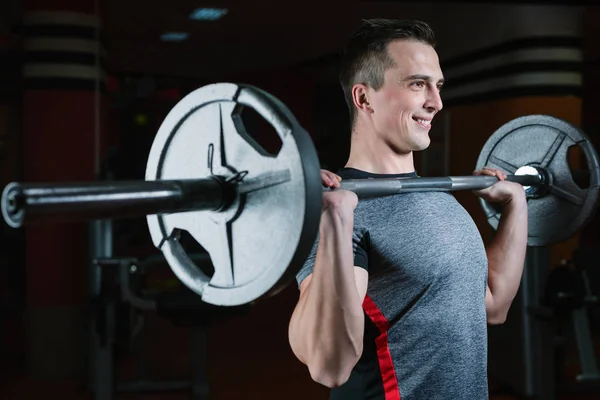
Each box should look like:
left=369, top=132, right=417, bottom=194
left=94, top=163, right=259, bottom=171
left=287, top=18, right=528, bottom=399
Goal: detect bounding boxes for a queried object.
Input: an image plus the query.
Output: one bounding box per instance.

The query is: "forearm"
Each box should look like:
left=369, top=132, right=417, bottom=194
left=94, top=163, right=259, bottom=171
left=486, top=195, right=528, bottom=320
left=289, top=210, right=364, bottom=387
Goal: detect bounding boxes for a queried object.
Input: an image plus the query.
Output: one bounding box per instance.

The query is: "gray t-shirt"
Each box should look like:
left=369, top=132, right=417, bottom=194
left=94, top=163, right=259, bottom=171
left=296, top=168, right=489, bottom=400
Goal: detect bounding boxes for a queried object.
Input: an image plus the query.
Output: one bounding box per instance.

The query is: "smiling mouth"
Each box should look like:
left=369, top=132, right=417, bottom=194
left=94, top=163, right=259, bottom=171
left=413, top=117, right=432, bottom=128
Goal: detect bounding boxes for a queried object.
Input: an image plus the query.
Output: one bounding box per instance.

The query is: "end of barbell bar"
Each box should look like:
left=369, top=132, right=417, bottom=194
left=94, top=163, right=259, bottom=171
left=1, top=182, right=25, bottom=228
left=514, top=165, right=551, bottom=198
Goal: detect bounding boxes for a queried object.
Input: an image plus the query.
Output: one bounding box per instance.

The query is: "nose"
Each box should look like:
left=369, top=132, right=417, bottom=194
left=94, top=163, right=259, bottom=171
left=424, top=87, right=443, bottom=113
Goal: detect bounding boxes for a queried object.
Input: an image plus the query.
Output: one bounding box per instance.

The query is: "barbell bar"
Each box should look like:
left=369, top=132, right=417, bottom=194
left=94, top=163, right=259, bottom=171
left=1, top=167, right=546, bottom=229
left=2, top=82, right=599, bottom=307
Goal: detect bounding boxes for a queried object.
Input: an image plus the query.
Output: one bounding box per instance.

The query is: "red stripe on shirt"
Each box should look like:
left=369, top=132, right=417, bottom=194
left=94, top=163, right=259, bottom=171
left=363, top=295, right=401, bottom=400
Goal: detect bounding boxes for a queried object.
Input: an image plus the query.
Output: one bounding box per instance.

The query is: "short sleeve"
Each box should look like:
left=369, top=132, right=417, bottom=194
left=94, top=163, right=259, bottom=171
left=353, top=231, right=370, bottom=270
left=295, top=235, right=319, bottom=287
left=295, top=230, right=370, bottom=288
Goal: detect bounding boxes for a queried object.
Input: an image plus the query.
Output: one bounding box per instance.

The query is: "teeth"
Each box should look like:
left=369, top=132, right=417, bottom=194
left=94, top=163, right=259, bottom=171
left=417, top=119, right=431, bottom=126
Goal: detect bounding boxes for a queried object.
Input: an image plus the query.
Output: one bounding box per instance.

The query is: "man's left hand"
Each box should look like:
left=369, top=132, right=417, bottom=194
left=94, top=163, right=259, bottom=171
left=472, top=167, right=526, bottom=206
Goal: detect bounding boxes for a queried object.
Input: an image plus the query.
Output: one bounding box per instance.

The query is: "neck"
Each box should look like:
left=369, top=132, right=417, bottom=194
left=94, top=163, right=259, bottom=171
left=345, top=130, right=416, bottom=175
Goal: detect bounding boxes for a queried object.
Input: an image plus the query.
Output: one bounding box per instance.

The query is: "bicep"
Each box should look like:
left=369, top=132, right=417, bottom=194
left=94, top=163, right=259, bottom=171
left=298, top=267, right=369, bottom=301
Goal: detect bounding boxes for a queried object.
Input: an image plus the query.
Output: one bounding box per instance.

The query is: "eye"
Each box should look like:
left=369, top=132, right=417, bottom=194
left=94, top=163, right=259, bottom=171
left=412, top=81, right=426, bottom=88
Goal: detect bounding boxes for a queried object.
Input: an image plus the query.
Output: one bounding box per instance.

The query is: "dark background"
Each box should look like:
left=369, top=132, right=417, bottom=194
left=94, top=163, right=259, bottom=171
left=0, top=1, right=599, bottom=399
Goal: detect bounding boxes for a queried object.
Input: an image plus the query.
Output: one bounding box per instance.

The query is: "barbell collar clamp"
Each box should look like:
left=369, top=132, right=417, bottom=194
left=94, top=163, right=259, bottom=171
left=514, top=165, right=549, bottom=198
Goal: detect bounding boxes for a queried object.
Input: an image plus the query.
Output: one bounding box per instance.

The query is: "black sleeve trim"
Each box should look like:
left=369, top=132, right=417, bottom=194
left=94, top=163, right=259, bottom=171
left=354, top=232, right=370, bottom=271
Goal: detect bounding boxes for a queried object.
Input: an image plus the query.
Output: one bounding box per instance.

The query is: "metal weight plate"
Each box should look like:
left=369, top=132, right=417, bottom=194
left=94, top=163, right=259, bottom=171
left=145, top=83, right=322, bottom=306
left=476, top=115, right=600, bottom=246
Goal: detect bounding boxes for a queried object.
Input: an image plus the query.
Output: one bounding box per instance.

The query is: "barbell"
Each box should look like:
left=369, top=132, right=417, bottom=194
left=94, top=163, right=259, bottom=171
left=2, top=83, right=599, bottom=307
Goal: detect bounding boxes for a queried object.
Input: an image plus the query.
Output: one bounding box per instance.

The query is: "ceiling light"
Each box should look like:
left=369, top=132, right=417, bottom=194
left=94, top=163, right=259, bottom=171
left=160, top=32, right=189, bottom=42
left=189, top=8, right=228, bottom=21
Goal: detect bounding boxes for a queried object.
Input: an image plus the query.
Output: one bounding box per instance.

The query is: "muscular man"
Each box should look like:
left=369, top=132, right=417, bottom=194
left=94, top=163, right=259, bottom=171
left=288, top=18, right=528, bottom=399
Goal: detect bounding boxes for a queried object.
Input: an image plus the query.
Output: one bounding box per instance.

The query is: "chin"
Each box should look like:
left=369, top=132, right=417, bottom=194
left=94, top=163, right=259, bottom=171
left=413, top=140, right=431, bottom=152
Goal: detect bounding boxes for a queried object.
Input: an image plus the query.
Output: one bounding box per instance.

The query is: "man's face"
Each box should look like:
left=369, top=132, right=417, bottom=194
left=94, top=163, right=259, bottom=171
left=366, top=40, right=444, bottom=154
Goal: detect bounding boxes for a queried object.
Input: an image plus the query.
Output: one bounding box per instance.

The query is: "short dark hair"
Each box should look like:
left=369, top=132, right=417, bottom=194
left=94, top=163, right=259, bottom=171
left=339, top=19, right=437, bottom=128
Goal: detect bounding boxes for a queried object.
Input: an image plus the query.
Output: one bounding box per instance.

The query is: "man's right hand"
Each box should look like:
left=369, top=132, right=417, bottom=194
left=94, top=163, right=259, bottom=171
left=321, top=169, right=342, bottom=188
left=320, top=169, right=358, bottom=217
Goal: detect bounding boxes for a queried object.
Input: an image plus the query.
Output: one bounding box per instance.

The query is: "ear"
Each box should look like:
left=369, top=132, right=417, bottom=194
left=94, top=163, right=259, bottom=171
left=351, top=84, right=372, bottom=114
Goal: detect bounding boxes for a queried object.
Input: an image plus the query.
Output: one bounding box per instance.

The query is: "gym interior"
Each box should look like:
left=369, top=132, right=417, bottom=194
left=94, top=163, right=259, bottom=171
left=0, top=1, right=599, bottom=399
